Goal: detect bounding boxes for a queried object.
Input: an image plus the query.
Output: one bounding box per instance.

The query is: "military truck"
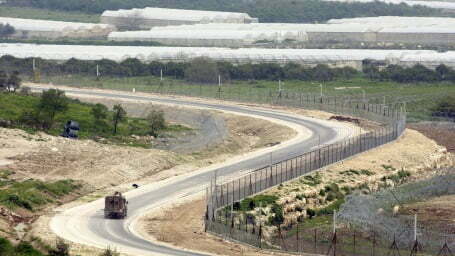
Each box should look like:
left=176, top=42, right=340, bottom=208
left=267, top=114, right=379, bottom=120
left=104, top=192, right=128, bottom=219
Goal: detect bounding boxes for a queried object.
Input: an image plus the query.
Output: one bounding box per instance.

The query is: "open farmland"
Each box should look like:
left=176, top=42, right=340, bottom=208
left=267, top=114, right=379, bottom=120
left=31, top=74, right=455, bottom=122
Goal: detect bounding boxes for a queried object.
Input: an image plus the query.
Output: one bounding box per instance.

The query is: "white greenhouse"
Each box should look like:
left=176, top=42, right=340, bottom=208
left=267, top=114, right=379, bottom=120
left=108, top=29, right=307, bottom=47
left=100, top=7, right=258, bottom=30
left=1, top=43, right=455, bottom=70
left=322, top=0, right=455, bottom=12
left=0, top=17, right=116, bottom=39
left=107, top=18, right=455, bottom=47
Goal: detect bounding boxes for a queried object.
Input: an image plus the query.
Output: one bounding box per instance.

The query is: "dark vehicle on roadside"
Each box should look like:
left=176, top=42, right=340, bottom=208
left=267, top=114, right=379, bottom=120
left=61, top=120, right=80, bottom=138
left=104, top=192, right=128, bottom=219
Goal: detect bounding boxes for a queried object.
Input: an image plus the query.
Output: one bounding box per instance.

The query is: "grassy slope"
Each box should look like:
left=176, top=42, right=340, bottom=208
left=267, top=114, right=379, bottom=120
left=0, top=92, right=189, bottom=146
left=0, top=6, right=100, bottom=23
left=36, top=74, right=455, bottom=122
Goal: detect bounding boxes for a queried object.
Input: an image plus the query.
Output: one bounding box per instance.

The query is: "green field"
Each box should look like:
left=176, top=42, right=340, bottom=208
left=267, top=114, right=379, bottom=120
left=0, top=6, right=100, bottom=23
left=34, top=74, right=455, bottom=122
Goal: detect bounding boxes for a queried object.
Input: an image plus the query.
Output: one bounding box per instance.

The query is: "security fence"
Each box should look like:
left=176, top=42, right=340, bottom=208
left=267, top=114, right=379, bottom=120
left=202, top=88, right=410, bottom=254
left=206, top=102, right=405, bottom=217
left=205, top=172, right=455, bottom=256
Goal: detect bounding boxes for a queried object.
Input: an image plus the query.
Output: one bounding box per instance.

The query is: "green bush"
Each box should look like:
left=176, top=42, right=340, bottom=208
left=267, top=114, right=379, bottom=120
left=317, top=198, right=345, bottom=215
left=306, top=208, right=316, bottom=219
left=324, top=183, right=339, bottom=193
left=360, top=169, right=375, bottom=176
left=300, top=173, right=322, bottom=186
left=268, top=203, right=284, bottom=226
left=239, top=195, right=278, bottom=211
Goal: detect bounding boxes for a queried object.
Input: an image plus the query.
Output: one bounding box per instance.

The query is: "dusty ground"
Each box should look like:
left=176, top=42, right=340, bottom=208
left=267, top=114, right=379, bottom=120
left=399, top=194, right=455, bottom=234
left=408, top=122, right=455, bottom=152
left=139, top=197, right=293, bottom=256
left=139, top=128, right=454, bottom=256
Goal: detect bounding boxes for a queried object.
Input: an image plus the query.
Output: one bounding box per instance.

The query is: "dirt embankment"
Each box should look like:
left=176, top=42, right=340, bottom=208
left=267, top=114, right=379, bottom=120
left=139, top=128, right=454, bottom=256
left=399, top=194, right=455, bottom=234
left=408, top=122, right=455, bottom=152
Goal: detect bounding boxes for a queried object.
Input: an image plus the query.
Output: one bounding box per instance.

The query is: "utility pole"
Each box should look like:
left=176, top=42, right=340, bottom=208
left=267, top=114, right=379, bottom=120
left=320, top=83, right=323, bottom=98
left=218, top=75, right=222, bottom=99
left=160, top=69, right=163, bottom=81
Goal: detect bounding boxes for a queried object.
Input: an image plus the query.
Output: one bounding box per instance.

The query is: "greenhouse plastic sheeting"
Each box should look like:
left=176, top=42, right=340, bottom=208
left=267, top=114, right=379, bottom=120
left=101, top=7, right=255, bottom=23
left=0, top=17, right=114, bottom=32
left=1, top=44, right=455, bottom=66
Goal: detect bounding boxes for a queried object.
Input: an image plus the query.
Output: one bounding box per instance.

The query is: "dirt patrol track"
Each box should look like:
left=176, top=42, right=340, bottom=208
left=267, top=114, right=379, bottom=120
left=28, top=85, right=357, bottom=256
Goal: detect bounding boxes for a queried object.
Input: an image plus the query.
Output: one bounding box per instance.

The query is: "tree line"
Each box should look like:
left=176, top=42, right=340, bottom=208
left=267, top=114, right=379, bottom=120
left=6, top=0, right=442, bottom=23
left=2, top=55, right=455, bottom=84
left=363, top=60, right=455, bottom=83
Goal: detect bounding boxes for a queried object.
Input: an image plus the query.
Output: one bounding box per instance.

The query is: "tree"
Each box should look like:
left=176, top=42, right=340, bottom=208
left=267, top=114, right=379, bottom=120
left=91, top=103, right=109, bottom=133
left=112, top=104, right=126, bottom=135
left=0, top=24, right=15, bottom=38
left=436, top=64, right=451, bottom=80
left=0, top=71, right=7, bottom=90
left=147, top=110, right=166, bottom=136
left=36, top=89, right=69, bottom=130
left=184, top=57, right=219, bottom=84
left=6, top=71, right=21, bottom=92
left=432, top=96, right=455, bottom=118
left=311, top=64, right=335, bottom=82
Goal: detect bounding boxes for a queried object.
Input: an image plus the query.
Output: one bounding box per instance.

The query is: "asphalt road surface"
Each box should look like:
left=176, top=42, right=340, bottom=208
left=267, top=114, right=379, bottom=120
left=39, top=86, right=354, bottom=256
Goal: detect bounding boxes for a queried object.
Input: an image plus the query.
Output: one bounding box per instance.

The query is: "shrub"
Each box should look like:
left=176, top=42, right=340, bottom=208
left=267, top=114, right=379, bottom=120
left=48, top=239, right=70, bottom=256
left=240, top=195, right=278, bottom=211
left=301, top=173, right=322, bottom=186
left=147, top=110, right=166, bottom=136
left=326, top=192, right=336, bottom=202
left=269, top=203, right=284, bottom=226
left=317, top=198, right=345, bottom=215
left=100, top=247, right=120, bottom=256
left=184, top=57, right=219, bottom=84
left=360, top=169, right=374, bottom=176
left=306, top=208, right=316, bottom=219
left=324, top=183, right=339, bottom=193
left=432, top=96, right=455, bottom=118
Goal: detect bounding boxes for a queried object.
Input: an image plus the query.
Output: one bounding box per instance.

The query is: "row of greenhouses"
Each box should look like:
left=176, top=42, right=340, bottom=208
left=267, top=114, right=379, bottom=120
left=107, top=16, right=455, bottom=47
left=1, top=43, right=455, bottom=69
left=322, top=0, right=455, bottom=11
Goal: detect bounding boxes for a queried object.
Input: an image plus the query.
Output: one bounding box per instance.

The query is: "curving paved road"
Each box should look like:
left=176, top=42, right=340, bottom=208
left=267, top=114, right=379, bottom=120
left=38, top=86, right=355, bottom=256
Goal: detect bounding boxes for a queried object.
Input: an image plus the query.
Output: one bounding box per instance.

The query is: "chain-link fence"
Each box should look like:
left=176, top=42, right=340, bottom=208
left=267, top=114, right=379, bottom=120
left=203, top=89, right=410, bottom=254
left=205, top=172, right=455, bottom=256
left=206, top=102, right=405, bottom=217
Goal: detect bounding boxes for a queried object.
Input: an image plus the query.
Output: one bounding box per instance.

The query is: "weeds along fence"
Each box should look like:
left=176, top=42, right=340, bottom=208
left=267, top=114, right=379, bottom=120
left=203, top=172, right=455, bottom=256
